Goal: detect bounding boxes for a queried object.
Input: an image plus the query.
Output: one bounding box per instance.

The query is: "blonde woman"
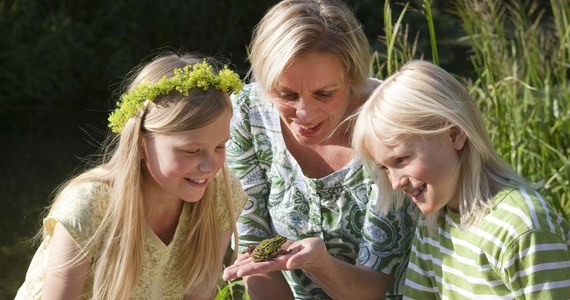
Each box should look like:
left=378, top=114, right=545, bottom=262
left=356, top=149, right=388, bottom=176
left=16, top=53, right=248, bottom=299
left=222, top=0, right=417, bottom=299
left=352, top=60, right=570, bottom=299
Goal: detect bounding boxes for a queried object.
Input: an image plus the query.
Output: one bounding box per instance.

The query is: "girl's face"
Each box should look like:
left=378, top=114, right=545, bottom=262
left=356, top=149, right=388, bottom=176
left=271, top=52, right=351, bottom=146
left=142, top=109, right=231, bottom=203
left=366, top=128, right=467, bottom=214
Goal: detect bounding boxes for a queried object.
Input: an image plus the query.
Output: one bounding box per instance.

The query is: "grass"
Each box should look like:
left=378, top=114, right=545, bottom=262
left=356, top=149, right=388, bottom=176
left=454, top=0, right=570, bottom=217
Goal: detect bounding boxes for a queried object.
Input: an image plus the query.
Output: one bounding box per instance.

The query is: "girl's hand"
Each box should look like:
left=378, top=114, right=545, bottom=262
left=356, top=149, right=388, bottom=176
left=222, top=237, right=327, bottom=281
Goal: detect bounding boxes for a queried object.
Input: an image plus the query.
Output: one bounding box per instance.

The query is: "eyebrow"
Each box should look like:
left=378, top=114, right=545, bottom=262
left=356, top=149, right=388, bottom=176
left=180, top=137, right=230, bottom=147
left=274, top=83, right=339, bottom=91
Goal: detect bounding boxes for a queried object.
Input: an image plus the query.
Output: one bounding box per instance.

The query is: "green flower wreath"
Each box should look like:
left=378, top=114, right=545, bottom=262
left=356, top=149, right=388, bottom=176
left=108, top=61, right=244, bottom=133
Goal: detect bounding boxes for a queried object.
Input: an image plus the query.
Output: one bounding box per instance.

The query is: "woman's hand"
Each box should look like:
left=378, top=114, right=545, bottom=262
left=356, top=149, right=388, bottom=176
left=222, top=237, right=327, bottom=281
left=224, top=237, right=393, bottom=299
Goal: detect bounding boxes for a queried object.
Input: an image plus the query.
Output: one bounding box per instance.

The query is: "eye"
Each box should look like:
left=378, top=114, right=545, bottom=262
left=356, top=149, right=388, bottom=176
left=184, top=149, right=199, bottom=155
left=215, top=144, right=226, bottom=151
left=395, top=157, right=408, bottom=166
left=276, top=91, right=298, bottom=101
left=315, top=91, right=333, bottom=99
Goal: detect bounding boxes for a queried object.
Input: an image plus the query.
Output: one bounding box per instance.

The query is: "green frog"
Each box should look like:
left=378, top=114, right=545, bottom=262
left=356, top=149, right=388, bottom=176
left=246, top=235, right=288, bottom=262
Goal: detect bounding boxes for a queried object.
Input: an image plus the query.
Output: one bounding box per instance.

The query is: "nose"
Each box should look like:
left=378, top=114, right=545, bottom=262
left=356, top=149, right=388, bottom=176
left=295, top=97, right=316, bottom=122
left=198, top=153, right=218, bottom=173
left=388, top=169, right=408, bottom=191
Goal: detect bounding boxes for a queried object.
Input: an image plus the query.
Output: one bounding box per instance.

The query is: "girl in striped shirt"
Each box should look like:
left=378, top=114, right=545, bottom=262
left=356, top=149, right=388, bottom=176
left=352, top=60, right=570, bottom=299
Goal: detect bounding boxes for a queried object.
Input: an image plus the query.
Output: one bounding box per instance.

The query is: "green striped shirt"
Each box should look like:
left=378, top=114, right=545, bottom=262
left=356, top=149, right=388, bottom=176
left=405, top=187, right=570, bottom=299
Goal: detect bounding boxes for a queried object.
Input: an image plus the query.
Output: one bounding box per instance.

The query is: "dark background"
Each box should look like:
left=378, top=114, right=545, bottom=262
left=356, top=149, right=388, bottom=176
left=0, top=0, right=469, bottom=297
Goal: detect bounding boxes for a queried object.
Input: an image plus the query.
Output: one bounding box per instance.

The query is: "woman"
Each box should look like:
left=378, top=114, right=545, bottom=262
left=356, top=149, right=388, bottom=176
left=222, top=1, right=416, bottom=299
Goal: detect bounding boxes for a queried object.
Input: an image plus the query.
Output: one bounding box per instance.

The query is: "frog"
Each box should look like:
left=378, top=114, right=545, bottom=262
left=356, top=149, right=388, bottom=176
left=246, top=235, right=288, bottom=262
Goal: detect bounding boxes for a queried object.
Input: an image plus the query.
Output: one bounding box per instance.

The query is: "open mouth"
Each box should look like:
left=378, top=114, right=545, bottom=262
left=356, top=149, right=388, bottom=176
left=408, top=185, right=426, bottom=200
left=186, top=178, right=207, bottom=185
left=296, top=122, right=322, bottom=135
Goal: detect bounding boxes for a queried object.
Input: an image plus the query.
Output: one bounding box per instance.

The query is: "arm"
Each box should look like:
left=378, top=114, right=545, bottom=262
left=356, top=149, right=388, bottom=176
left=42, top=222, right=89, bottom=299
left=223, top=238, right=393, bottom=299
left=226, top=87, right=273, bottom=245
left=244, top=272, right=294, bottom=300
left=290, top=238, right=394, bottom=299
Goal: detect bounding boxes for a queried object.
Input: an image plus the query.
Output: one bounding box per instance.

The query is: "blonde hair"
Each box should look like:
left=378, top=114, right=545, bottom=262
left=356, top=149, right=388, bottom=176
left=250, top=0, right=371, bottom=96
left=352, top=60, right=525, bottom=231
left=45, top=53, right=238, bottom=298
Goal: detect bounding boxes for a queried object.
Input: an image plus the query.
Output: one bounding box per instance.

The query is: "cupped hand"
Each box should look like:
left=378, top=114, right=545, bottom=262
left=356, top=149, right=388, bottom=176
left=222, top=237, right=328, bottom=281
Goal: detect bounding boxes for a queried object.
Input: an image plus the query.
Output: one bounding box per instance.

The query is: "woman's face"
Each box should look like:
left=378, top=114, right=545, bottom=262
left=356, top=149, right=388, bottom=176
left=271, top=52, right=351, bottom=146
left=366, top=129, right=466, bottom=214
left=142, top=109, right=231, bottom=203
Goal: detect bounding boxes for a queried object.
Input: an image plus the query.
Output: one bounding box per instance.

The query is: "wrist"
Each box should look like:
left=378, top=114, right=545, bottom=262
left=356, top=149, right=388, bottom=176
left=303, top=243, right=333, bottom=275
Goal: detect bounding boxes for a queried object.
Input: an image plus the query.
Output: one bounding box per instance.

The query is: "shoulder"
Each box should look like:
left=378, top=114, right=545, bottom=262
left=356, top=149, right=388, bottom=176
left=47, top=181, right=110, bottom=243
left=231, top=82, right=264, bottom=109
left=52, top=181, right=109, bottom=218
left=491, top=187, right=565, bottom=233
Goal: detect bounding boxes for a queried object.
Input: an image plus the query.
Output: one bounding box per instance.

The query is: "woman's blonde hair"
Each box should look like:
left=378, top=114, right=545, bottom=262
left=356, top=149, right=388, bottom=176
left=250, top=0, right=371, bottom=96
left=45, top=53, right=238, bottom=298
left=352, top=60, right=525, bottom=231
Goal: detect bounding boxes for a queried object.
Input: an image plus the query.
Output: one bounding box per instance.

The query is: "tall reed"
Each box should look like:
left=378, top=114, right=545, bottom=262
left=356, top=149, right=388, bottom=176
left=453, top=0, right=570, bottom=218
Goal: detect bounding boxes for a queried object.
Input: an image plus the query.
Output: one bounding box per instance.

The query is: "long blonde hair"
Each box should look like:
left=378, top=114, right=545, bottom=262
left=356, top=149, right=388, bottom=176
left=352, top=60, right=526, bottom=231
left=45, top=53, right=238, bottom=298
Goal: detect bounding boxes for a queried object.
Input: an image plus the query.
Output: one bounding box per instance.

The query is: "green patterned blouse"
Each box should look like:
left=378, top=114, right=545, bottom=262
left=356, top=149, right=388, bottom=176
left=227, top=83, right=417, bottom=299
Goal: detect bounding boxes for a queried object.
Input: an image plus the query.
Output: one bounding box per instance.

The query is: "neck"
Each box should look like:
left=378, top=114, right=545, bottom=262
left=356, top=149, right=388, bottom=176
left=141, top=168, right=185, bottom=244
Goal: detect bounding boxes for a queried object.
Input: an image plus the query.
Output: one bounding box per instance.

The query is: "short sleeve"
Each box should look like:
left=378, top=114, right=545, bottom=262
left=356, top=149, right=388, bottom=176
left=215, top=170, right=248, bottom=233
left=500, top=229, right=570, bottom=298
left=46, top=182, right=108, bottom=261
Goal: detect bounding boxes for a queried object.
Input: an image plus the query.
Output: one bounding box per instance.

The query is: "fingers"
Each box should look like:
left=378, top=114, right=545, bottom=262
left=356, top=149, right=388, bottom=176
left=222, top=249, right=296, bottom=281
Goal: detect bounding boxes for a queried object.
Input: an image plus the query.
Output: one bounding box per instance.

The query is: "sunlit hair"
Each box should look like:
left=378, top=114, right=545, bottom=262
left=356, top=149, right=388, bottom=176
left=44, top=53, right=238, bottom=298
left=250, top=0, right=371, bottom=97
left=352, top=60, right=526, bottom=232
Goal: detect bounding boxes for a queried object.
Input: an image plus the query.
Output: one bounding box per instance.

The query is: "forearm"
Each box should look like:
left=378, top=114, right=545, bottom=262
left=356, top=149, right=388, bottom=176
left=245, top=272, right=294, bottom=300
left=304, top=255, right=394, bottom=300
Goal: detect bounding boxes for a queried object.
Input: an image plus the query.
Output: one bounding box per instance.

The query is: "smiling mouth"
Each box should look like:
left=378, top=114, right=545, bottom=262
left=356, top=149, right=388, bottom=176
left=187, top=178, right=207, bottom=184
left=296, top=122, right=322, bottom=135
left=408, top=185, right=425, bottom=198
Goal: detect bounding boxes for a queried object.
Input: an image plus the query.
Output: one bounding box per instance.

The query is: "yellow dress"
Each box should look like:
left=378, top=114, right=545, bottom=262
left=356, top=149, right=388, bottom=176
left=15, top=171, right=247, bottom=299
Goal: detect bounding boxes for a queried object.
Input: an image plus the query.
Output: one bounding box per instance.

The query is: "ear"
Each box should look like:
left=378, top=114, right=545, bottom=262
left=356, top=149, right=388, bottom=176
left=449, top=126, right=467, bottom=150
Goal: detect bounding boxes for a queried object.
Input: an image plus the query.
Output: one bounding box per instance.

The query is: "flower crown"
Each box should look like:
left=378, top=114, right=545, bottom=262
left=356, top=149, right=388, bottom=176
left=108, top=60, right=244, bottom=133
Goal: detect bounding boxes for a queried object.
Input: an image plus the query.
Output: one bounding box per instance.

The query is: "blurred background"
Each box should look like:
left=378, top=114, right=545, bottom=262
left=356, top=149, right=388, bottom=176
left=2, top=0, right=568, bottom=298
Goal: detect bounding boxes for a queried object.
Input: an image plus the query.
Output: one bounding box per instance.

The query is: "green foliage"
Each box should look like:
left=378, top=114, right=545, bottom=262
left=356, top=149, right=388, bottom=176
left=216, top=279, right=250, bottom=300
left=453, top=0, right=570, bottom=218
left=108, top=62, right=244, bottom=132
left=379, top=0, right=569, bottom=218
left=0, top=0, right=273, bottom=115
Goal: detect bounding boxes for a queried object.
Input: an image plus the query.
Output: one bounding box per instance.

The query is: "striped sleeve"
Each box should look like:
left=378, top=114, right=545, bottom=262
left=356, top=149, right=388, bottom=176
left=498, top=188, right=570, bottom=298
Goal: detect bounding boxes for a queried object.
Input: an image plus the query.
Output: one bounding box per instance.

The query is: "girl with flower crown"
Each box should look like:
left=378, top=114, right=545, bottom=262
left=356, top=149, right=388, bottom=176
left=16, top=53, right=248, bottom=299
left=352, top=60, right=570, bottom=299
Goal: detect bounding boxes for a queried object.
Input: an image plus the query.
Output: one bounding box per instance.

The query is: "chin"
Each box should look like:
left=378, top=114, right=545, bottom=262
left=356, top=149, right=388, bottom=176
left=417, top=204, right=437, bottom=215
left=182, top=192, right=206, bottom=203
